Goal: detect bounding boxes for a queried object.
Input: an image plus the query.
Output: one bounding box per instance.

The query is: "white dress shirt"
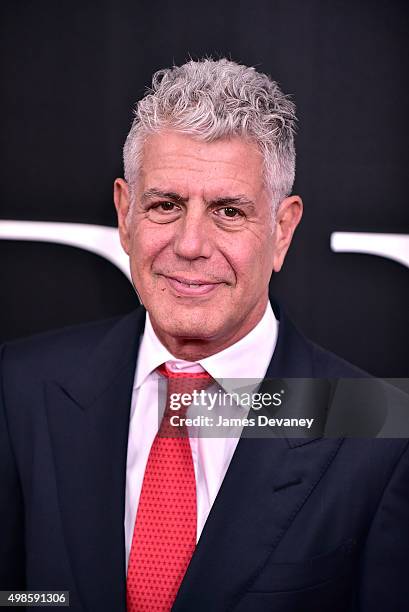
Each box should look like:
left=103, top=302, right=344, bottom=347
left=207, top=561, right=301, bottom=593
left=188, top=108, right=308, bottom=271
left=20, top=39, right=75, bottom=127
left=124, top=302, right=278, bottom=570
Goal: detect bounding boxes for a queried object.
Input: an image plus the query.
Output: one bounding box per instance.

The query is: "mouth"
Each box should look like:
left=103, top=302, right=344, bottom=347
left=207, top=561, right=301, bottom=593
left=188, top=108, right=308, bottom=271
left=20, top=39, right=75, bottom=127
left=159, top=274, right=224, bottom=297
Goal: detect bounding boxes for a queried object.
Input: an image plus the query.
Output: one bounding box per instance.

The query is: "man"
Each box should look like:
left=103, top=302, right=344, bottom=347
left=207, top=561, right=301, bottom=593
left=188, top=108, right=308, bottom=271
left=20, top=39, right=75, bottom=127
left=0, top=59, right=408, bottom=611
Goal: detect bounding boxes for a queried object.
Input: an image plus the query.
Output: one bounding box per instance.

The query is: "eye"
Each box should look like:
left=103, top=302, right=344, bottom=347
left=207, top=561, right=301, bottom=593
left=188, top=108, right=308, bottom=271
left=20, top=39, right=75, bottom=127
left=158, top=201, right=177, bottom=212
left=221, top=207, right=241, bottom=217
left=214, top=206, right=245, bottom=224
left=147, top=201, right=181, bottom=223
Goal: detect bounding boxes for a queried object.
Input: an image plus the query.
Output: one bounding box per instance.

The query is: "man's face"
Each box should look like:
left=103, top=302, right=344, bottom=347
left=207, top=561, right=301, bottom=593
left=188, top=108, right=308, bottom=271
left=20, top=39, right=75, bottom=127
left=115, top=130, right=301, bottom=358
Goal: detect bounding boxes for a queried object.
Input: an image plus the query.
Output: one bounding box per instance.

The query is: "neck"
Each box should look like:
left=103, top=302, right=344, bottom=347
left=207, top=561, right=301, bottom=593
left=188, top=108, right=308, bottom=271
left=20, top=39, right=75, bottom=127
left=150, top=301, right=268, bottom=361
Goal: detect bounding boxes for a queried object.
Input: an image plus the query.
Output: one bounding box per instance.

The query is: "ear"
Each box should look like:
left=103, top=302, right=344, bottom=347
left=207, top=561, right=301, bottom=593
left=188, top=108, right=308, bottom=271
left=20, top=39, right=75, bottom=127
left=113, top=178, right=131, bottom=254
left=272, top=195, right=303, bottom=272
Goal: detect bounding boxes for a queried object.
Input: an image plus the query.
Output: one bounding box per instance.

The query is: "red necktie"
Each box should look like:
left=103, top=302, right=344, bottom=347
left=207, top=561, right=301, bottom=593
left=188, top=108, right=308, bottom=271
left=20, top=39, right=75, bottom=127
left=126, top=364, right=212, bottom=612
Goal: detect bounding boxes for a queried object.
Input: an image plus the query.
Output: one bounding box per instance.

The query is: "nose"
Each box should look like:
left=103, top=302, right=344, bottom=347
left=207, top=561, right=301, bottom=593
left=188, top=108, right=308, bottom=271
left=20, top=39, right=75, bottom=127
left=173, top=207, right=212, bottom=260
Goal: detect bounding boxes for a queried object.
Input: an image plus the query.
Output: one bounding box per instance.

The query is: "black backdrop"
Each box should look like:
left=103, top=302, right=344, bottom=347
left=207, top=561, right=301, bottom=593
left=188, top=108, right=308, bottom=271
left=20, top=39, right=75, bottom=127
left=1, top=0, right=408, bottom=377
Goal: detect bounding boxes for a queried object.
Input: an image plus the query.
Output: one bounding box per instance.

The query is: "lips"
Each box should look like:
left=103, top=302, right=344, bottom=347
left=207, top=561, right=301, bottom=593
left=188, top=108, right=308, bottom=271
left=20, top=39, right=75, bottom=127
left=160, top=274, right=222, bottom=296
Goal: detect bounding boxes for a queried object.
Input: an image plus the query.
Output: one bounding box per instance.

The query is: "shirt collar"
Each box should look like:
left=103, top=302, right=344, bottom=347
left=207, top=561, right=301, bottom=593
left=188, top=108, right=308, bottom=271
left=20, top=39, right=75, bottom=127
left=134, top=302, right=278, bottom=393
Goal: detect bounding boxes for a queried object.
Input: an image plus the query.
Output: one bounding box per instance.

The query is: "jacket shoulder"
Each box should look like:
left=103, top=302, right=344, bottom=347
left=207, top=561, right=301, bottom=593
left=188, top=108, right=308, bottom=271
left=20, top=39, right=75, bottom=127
left=0, top=312, right=136, bottom=383
left=310, top=340, right=369, bottom=378
left=271, top=302, right=369, bottom=378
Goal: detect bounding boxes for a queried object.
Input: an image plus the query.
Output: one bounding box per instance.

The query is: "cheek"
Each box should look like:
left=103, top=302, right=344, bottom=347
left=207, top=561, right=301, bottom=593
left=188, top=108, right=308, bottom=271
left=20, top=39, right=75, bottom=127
left=256, top=233, right=275, bottom=270
left=130, top=224, right=171, bottom=265
left=225, top=238, right=274, bottom=285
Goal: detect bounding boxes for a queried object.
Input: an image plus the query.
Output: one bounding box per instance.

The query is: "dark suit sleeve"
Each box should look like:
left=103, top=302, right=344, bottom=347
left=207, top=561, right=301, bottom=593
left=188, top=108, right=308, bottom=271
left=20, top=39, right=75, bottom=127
left=358, top=442, right=409, bottom=612
left=0, top=344, right=25, bottom=589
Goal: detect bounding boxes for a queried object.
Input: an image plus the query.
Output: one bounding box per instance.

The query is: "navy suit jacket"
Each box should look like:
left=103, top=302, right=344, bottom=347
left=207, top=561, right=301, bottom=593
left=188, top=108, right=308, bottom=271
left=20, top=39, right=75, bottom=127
left=1, top=305, right=408, bottom=611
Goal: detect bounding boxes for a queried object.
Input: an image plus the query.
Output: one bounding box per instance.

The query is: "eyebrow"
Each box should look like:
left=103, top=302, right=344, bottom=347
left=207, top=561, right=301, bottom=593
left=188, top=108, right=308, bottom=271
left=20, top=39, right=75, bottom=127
left=142, top=188, right=256, bottom=210
left=142, top=188, right=188, bottom=205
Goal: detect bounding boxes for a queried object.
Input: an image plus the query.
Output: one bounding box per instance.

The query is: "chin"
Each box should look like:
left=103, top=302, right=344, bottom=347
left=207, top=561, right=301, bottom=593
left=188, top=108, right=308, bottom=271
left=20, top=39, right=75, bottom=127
left=153, top=309, right=223, bottom=341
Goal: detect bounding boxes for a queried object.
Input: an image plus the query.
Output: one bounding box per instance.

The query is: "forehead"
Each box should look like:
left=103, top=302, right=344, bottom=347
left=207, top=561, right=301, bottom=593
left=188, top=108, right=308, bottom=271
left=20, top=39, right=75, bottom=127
left=139, top=131, right=265, bottom=198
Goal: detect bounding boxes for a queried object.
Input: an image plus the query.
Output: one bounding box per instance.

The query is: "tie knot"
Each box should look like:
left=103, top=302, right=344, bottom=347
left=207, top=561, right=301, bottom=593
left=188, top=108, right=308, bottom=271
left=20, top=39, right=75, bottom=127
left=157, top=362, right=213, bottom=395
left=157, top=362, right=211, bottom=379
left=156, top=363, right=213, bottom=437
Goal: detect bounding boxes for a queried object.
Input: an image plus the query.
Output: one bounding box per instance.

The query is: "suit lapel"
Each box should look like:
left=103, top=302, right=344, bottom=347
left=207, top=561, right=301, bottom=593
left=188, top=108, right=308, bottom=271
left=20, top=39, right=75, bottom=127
left=173, top=306, right=342, bottom=611
left=45, top=309, right=145, bottom=612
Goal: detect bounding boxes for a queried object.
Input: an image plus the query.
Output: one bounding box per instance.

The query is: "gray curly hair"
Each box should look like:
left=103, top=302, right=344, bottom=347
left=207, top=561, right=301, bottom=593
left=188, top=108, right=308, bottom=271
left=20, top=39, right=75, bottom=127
left=123, top=58, right=297, bottom=215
